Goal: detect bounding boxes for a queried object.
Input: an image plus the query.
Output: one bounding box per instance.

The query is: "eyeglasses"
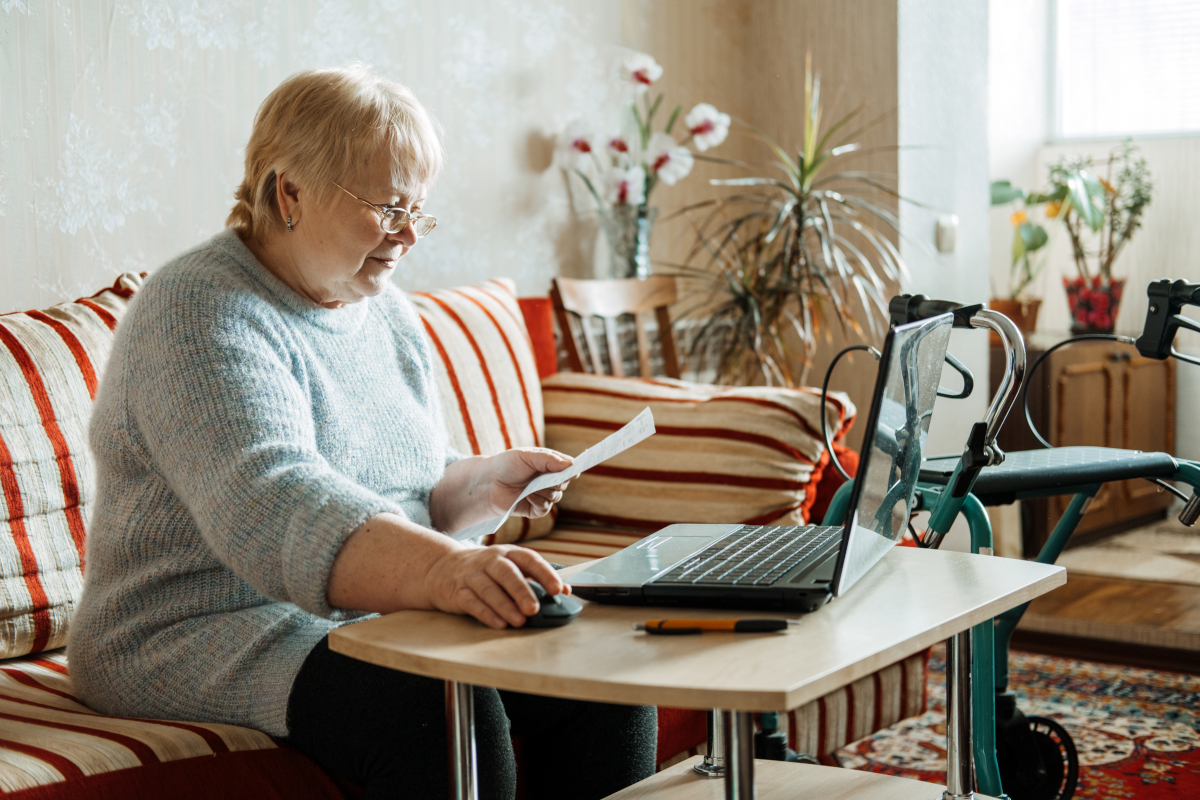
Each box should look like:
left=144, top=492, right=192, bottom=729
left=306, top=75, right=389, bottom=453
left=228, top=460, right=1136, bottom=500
left=333, top=183, right=437, bottom=237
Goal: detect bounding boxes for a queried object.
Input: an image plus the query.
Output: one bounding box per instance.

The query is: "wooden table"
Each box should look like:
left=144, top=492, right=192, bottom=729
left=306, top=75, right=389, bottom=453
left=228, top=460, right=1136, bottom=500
left=330, top=547, right=1065, bottom=799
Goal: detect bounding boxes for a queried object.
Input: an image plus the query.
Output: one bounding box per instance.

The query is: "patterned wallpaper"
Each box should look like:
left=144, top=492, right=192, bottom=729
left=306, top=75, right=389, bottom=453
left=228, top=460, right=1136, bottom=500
left=0, top=0, right=625, bottom=311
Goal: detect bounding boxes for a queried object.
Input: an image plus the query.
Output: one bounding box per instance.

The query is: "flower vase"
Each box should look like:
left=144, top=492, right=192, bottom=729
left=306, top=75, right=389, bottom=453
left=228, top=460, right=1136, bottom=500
left=987, top=297, right=1041, bottom=346
left=1064, top=277, right=1126, bottom=335
left=600, top=205, right=657, bottom=280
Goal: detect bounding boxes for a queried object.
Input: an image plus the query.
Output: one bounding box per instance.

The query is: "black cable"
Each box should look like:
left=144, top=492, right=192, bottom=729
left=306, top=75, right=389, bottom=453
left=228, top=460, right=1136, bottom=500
left=1020, top=334, right=1132, bottom=449
left=821, top=345, right=882, bottom=482
left=1019, top=334, right=1191, bottom=501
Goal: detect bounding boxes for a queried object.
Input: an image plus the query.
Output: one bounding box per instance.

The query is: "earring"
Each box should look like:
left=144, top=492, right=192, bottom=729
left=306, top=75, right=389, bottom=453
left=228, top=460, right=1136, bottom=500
left=286, top=216, right=293, bottom=232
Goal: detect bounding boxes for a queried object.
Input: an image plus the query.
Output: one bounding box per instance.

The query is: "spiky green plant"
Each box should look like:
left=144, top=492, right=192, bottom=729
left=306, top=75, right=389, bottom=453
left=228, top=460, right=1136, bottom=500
left=670, top=56, right=908, bottom=387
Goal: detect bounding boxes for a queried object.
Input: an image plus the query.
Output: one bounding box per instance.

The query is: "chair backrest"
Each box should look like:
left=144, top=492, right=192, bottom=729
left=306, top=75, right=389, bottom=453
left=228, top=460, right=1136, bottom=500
left=550, top=276, right=680, bottom=379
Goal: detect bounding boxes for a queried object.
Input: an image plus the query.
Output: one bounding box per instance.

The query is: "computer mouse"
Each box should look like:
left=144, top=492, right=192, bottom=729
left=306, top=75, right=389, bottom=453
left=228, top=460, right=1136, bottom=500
left=523, top=580, right=582, bottom=628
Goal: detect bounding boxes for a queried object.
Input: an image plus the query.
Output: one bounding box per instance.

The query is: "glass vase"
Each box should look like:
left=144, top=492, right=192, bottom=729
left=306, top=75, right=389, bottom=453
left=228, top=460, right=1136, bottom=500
left=1064, top=276, right=1126, bottom=335
left=600, top=204, right=657, bottom=280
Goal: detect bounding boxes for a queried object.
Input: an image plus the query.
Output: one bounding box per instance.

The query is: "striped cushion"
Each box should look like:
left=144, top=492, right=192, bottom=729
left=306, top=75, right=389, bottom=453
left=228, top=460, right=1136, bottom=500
left=0, top=650, right=349, bottom=797
left=0, top=649, right=701, bottom=793
left=0, top=275, right=143, bottom=659
left=541, top=373, right=856, bottom=531
left=788, top=649, right=929, bottom=757
left=408, top=280, right=554, bottom=545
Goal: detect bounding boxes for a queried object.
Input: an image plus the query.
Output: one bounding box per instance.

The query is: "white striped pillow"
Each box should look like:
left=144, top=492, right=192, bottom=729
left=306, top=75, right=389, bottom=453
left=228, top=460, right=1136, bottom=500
left=0, top=274, right=144, bottom=658
left=409, top=279, right=554, bottom=544
left=541, top=372, right=855, bottom=531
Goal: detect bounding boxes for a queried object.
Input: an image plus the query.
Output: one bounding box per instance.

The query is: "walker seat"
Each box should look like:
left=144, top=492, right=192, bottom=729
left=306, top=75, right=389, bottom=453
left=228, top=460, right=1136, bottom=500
left=920, top=447, right=1179, bottom=505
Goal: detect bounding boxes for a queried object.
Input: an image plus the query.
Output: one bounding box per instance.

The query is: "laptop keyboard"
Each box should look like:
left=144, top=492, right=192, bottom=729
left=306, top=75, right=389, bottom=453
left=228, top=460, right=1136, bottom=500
left=649, top=525, right=843, bottom=587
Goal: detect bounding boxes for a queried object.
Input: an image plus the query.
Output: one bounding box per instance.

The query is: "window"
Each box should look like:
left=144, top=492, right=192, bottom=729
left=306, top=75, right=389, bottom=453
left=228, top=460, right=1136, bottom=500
left=1057, top=0, right=1200, bottom=138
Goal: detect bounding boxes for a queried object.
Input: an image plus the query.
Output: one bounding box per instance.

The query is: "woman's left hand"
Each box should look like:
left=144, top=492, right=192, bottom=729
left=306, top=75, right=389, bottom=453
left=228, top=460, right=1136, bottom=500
left=481, top=447, right=574, bottom=518
left=430, top=448, right=574, bottom=534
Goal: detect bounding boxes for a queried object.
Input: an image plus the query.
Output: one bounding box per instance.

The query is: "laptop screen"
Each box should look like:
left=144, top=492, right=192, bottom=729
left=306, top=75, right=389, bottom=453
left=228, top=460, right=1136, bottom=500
left=832, top=314, right=954, bottom=596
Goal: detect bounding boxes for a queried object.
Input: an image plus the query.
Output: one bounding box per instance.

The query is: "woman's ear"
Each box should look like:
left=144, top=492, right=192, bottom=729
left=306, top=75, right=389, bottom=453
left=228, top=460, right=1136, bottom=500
left=276, top=170, right=303, bottom=226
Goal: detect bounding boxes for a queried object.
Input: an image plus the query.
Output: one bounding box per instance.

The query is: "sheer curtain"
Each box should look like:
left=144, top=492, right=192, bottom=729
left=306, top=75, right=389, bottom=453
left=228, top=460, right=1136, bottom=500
left=1, top=0, right=622, bottom=312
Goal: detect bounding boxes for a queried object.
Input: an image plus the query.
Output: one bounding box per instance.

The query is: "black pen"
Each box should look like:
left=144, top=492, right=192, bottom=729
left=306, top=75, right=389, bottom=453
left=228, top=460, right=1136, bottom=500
left=633, top=619, right=799, bottom=635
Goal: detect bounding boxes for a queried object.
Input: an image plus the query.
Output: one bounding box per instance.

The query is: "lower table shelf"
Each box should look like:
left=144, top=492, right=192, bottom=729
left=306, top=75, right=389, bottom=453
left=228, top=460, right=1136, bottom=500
left=603, top=758, right=999, bottom=800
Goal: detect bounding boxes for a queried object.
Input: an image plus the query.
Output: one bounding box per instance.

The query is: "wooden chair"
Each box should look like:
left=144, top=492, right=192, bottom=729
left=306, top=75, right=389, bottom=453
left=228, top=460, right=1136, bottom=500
left=550, top=276, right=681, bottom=379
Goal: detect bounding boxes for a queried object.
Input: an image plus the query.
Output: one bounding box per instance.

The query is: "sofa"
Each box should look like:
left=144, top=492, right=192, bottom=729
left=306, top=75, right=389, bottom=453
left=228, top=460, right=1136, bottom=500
left=0, top=274, right=927, bottom=798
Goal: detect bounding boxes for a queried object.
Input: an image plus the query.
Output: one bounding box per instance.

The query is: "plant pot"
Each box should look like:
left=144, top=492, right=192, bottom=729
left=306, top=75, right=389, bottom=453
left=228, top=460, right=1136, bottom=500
left=1063, top=277, right=1125, bottom=335
left=600, top=204, right=657, bottom=279
left=987, top=298, right=1042, bottom=345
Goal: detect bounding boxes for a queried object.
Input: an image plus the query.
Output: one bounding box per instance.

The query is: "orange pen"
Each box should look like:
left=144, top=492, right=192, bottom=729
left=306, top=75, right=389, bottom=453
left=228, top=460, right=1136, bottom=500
left=633, top=619, right=799, bottom=635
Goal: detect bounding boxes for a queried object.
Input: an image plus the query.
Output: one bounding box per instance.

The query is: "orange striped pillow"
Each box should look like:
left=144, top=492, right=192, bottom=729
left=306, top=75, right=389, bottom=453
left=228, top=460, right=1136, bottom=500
left=408, top=280, right=554, bottom=544
left=541, top=372, right=856, bottom=531
left=0, top=274, right=144, bottom=658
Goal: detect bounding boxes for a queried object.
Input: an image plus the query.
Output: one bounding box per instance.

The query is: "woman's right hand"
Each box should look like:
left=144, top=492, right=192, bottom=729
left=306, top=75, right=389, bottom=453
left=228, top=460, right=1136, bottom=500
left=424, top=543, right=568, bottom=629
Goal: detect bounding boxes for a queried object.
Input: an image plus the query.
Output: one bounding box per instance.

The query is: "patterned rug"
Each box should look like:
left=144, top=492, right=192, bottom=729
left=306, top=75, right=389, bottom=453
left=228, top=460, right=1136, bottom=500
left=840, top=644, right=1200, bottom=798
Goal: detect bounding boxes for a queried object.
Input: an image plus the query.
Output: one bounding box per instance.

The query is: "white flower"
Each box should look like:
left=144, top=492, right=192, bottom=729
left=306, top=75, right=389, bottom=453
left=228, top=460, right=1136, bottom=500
left=604, top=165, right=646, bottom=206
left=643, top=132, right=694, bottom=186
left=556, top=120, right=597, bottom=171
left=684, top=103, right=731, bottom=152
left=619, top=52, right=663, bottom=94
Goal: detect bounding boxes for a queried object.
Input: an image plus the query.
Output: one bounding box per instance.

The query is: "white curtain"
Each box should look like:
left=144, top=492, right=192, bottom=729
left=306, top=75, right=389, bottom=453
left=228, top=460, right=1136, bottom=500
left=1, top=0, right=624, bottom=312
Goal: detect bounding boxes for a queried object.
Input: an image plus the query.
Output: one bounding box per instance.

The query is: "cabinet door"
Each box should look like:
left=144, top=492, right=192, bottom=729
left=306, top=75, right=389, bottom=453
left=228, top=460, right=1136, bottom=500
left=1050, top=344, right=1122, bottom=532
left=1121, top=355, right=1176, bottom=514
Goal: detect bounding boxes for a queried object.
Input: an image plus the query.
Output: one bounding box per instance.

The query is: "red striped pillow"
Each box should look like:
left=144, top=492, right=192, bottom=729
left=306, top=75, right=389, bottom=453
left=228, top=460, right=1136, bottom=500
left=0, top=274, right=144, bottom=658
left=409, top=280, right=554, bottom=544
left=541, top=372, right=856, bottom=531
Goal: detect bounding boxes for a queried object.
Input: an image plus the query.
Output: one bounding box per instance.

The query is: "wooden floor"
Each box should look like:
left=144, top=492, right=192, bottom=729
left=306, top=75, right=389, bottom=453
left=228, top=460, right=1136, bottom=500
left=1013, top=572, right=1200, bottom=674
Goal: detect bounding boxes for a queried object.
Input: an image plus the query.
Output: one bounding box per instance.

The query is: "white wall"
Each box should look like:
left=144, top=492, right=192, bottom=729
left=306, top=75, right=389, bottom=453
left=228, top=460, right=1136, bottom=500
left=0, top=0, right=624, bottom=313
left=897, top=0, right=991, bottom=452
left=898, top=0, right=991, bottom=551
left=987, top=0, right=1052, bottom=300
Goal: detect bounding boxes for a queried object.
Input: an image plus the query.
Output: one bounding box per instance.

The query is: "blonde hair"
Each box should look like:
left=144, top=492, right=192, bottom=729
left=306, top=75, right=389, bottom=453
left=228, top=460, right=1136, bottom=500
left=227, top=65, right=443, bottom=241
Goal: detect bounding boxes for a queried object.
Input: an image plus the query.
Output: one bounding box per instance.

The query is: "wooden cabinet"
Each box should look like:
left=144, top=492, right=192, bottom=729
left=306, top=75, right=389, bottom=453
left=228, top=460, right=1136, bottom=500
left=990, top=334, right=1176, bottom=555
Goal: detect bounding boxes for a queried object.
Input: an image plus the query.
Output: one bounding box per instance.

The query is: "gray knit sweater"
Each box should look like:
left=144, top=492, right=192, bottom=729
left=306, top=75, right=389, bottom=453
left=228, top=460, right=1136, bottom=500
left=68, top=229, right=457, bottom=737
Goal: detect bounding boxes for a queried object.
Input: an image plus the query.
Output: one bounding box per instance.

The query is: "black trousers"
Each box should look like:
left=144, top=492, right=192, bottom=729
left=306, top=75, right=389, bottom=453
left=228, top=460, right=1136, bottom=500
left=286, top=636, right=657, bottom=800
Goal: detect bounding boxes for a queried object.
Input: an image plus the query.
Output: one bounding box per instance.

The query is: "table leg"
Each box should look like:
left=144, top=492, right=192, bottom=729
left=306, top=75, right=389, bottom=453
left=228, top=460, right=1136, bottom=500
left=694, top=709, right=727, bottom=777
left=943, top=630, right=974, bottom=800
left=723, top=710, right=756, bottom=799
left=446, top=680, right=478, bottom=800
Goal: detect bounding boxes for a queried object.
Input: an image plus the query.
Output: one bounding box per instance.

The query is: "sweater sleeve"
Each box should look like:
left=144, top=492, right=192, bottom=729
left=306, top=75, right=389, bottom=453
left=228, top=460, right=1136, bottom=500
left=123, top=274, right=400, bottom=619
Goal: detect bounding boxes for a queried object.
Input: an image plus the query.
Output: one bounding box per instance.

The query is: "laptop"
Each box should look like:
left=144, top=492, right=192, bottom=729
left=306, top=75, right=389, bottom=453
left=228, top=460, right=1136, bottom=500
left=569, top=313, right=955, bottom=613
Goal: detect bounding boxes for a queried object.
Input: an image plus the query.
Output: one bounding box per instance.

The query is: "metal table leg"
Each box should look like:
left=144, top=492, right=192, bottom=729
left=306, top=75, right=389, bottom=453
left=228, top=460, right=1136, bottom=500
left=694, top=709, right=727, bottom=778
left=446, top=680, right=478, bottom=800
left=944, top=630, right=975, bottom=800
left=724, top=710, right=756, bottom=799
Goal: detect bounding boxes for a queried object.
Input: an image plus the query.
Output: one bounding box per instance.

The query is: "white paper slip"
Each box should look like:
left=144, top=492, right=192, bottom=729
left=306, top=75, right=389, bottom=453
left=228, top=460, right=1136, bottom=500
left=451, top=407, right=656, bottom=542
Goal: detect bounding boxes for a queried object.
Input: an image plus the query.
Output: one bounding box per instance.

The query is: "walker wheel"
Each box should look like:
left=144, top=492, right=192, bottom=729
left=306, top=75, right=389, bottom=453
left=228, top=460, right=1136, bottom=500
left=996, top=715, right=1079, bottom=800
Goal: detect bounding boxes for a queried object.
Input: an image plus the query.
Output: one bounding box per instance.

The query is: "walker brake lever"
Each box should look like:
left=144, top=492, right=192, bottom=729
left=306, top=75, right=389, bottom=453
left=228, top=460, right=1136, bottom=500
left=938, top=352, right=975, bottom=399
left=889, top=295, right=981, bottom=399
left=1136, top=279, right=1200, bottom=366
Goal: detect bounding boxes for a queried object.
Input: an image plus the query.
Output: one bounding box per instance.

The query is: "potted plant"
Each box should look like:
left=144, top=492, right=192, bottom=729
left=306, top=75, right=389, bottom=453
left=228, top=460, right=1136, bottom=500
left=666, top=56, right=906, bottom=387
left=989, top=180, right=1050, bottom=338
left=557, top=52, right=731, bottom=280
left=997, top=140, right=1151, bottom=335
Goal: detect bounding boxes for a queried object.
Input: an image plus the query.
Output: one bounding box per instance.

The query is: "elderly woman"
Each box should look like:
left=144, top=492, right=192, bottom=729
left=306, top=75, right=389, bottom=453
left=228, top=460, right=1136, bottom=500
left=68, top=66, right=655, bottom=799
